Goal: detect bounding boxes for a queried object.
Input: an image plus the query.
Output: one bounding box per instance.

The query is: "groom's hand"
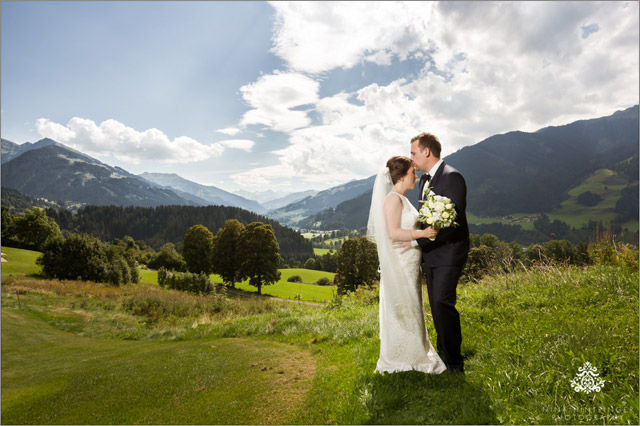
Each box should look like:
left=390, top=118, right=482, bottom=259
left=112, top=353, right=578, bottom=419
left=392, top=240, right=412, bottom=253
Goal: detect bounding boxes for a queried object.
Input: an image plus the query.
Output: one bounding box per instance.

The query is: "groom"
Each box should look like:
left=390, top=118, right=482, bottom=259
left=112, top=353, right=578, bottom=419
left=410, top=132, right=470, bottom=374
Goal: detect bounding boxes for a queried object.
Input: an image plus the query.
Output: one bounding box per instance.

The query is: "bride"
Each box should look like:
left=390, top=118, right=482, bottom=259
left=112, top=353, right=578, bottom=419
left=367, top=155, right=446, bottom=374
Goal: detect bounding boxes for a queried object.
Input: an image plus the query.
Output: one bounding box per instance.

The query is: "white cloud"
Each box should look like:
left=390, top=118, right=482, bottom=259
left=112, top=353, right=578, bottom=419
left=219, top=139, right=255, bottom=152
left=229, top=1, right=638, bottom=191
left=36, top=117, right=224, bottom=164
left=216, top=127, right=241, bottom=136
left=270, top=1, right=432, bottom=74
left=239, top=71, right=320, bottom=132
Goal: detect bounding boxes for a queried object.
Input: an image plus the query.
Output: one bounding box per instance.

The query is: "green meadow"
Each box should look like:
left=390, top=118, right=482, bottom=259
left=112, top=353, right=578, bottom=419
left=1, top=246, right=42, bottom=277
left=1, top=246, right=638, bottom=424
left=549, top=169, right=638, bottom=231
left=228, top=268, right=336, bottom=304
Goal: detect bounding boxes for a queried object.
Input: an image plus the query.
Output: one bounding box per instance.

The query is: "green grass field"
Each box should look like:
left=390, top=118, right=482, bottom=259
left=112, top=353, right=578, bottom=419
left=550, top=169, right=638, bottom=231
left=138, top=268, right=159, bottom=285
left=1, top=246, right=42, bottom=278
left=226, top=268, right=336, bottom=304
left=313, top=247, right=333, bottom=255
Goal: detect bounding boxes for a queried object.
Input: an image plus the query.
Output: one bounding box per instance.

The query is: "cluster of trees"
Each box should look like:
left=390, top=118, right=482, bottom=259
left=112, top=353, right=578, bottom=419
left=179, top=220, right=282, bottom=295
left=464, top=229, right=638, bottom=282
left=37, top=233, right=139, bottom=285
left=302, top=252, right=337, bottom=273
left=44, top=204, right=313, bottom=263
left=2, top=206, right=62, bottom=251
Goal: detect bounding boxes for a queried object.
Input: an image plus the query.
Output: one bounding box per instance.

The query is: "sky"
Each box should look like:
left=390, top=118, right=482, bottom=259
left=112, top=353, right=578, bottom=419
left=1, top=1, right=638, bottom=195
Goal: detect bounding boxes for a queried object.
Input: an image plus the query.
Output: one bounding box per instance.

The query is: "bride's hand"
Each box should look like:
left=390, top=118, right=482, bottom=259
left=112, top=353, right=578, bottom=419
left=393, top=240, right=412, bottom=253
left=421, top=227, right=438, bottom=239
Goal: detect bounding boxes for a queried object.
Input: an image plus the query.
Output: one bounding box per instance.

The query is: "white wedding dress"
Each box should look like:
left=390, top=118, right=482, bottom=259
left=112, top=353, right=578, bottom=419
left=367, top=169, right=446, bottom=375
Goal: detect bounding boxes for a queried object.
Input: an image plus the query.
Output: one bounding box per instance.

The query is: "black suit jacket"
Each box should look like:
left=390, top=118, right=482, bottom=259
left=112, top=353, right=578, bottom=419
left=417, top=162, right=470, bottom=267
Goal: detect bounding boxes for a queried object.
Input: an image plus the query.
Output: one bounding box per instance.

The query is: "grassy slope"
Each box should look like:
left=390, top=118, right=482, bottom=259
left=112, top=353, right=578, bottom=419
left=1, top=247, right=638, bottom=424
left=1, top=310, right=315, bottom=425
left=550, top=169, right=637, bottom=231
left=468, top=168, right=638, bottom=232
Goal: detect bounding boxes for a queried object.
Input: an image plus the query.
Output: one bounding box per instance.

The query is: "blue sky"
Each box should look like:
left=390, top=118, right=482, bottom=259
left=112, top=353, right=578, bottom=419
left=2, top=1, right=638, bottom=194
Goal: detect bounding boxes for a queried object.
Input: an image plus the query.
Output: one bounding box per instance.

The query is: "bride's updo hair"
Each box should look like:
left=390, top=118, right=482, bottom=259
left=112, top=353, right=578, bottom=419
left=386, top=155, right=413, bottom=185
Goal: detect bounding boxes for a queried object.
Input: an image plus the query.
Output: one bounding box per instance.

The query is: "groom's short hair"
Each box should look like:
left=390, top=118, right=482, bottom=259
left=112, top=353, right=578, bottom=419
left=411, top=132, right=442, bottom=158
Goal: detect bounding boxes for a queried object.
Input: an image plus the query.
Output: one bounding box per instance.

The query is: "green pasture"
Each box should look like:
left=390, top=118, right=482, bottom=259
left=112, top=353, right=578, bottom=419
left=1, top=246, right=42, bottom=278
left=313, top=248, right=333, bottom=255
left=467, top=212, right=537, bottom=231
left=138, top=268, right=159, bottom=285
left=550, top=169, right=637, bottom=231
left=229, top=268, right=336, bottom=303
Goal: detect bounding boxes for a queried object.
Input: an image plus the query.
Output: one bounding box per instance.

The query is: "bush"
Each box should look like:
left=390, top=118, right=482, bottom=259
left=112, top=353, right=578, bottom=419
left=304, top=257, right=317, bottom=270
left=157, top=267, right=214, bottom=294
left=588, top=227, right=639, bottom=270
left=316, top=277, right=331, bottom=286
left=577, top=191, right=603, bottom=206
left=287, top=275, right=303, bottom=283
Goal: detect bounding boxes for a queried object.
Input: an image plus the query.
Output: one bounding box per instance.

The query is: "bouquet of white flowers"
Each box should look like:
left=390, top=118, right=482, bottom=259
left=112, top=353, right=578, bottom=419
left=418, top=185, right=458, bottom=240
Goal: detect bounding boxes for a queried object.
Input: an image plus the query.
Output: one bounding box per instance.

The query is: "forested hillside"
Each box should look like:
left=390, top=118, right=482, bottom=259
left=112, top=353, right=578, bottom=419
left=45, top=204, right=313, bottom=259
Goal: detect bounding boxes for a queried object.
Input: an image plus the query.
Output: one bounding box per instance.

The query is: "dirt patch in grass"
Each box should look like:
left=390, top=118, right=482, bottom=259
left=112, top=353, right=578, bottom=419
left=237, top=338, right=317, bottom=423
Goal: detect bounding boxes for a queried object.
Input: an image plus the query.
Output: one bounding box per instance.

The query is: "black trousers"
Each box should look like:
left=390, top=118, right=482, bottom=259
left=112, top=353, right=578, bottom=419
left=424, top=263, right=464, bottom=371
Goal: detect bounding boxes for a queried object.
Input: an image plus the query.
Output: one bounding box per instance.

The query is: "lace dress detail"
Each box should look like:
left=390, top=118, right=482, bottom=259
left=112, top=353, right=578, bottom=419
left=375, top=192, right=446, bottom=374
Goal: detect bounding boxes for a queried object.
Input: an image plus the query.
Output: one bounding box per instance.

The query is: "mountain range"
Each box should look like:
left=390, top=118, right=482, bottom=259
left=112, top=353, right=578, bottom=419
left=0, top=138, right=299, bottom=214
left=139, top=172, right=265, bottom=213
left=1, top=139, right=201, bottom=208
left=1, top=105, right=638, bottom=231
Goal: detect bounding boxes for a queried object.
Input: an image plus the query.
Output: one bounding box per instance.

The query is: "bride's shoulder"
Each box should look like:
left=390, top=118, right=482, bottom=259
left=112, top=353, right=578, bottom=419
left=384, top=191, right=404, bottom=208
